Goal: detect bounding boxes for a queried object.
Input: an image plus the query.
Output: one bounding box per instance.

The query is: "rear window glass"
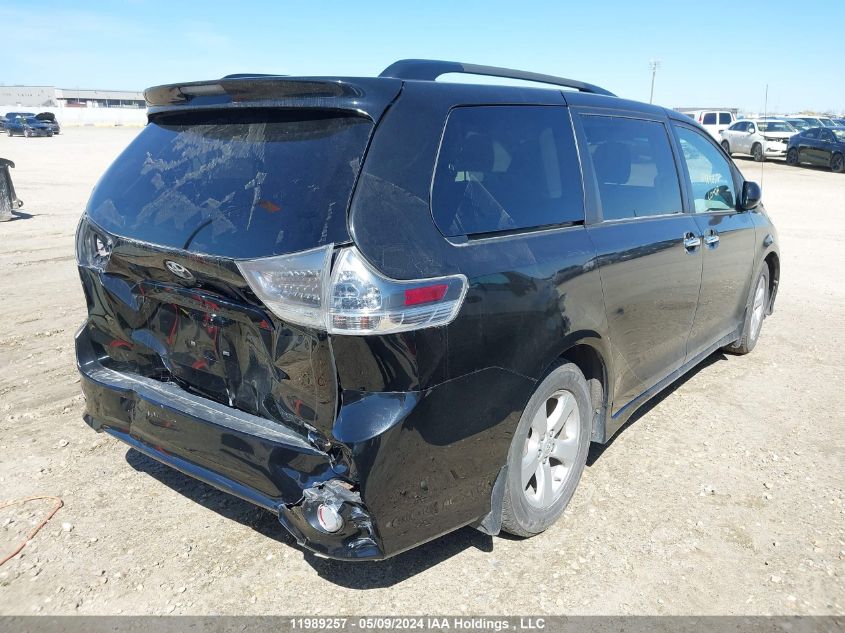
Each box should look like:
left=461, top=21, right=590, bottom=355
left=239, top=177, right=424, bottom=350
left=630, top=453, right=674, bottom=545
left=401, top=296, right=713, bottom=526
left=702, top=113, right=717, bottom=124
left=719, top=112, right=732, bottom=124
left=581, top=115, right=682, bottom=221
left=86, top=110, right=373, bottom=258
left=431, top=105, right=583, bottom=237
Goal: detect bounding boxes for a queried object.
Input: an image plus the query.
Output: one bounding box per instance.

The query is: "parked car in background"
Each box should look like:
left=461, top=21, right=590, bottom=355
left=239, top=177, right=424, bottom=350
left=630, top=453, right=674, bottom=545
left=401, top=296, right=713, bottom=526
left=833, top=118, right=845, bottom=127
left=5, top=111, right=61, bottom=134
left=789, top=115, right=839, bottom=128
left=720, top=119, right=796, bottom=161
left=780, top=117, right=813, bottom=131
left=5, top=115, right=54, bottom=137
left=36, top=112, right=60, bottom=135
left=4, top=111, right=37, bottom=122
left=679, top=110, right=735, bottom=139
left=786, top=127, right=845, bottom=172
left=74, top=60, right=779, bottom=560
left=0, top=115, right=7, bottom=131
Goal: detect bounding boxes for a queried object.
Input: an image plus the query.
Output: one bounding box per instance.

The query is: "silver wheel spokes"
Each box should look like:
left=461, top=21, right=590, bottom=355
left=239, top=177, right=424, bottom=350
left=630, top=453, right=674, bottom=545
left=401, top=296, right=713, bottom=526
left=521, top=389, right=580, bottom=509
left=750, top=276, right=767, bottom=341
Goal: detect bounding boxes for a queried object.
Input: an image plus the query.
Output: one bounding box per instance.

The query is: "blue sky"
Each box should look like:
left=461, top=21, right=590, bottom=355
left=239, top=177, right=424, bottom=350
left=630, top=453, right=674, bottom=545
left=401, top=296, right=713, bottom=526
left=2, top=0, right=843, bottom=113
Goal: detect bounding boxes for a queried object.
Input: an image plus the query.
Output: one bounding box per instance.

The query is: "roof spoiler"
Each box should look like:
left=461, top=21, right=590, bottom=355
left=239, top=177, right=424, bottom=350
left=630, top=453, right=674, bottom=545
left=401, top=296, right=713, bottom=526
left=144, top=78, right=363, bottom=107
left=379, top=59, right=616, bottom=97
left=143, top=76, right=402, bottom=121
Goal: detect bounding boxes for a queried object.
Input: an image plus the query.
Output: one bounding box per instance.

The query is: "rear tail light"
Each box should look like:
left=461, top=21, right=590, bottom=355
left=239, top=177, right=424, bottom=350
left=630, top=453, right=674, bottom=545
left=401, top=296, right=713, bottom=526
left=237, top=245, right=468, bottom=334
left=328, top=247, right=467, bottom=334
left=236, top=244, right=332, bottom=330
left=75, top=216, right=113, bottom=272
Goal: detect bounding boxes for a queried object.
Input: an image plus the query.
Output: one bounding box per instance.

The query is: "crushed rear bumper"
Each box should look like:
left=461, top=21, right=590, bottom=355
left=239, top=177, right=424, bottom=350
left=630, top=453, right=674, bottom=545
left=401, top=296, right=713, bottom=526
left=76, top=324, right=384, bottom=560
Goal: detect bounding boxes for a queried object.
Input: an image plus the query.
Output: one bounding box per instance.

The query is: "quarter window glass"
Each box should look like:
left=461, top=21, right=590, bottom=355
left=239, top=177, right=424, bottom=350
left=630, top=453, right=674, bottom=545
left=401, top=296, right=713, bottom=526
left=719, top=113, right=732, bottom=124
left=431, top=106, right=584, bottom=237
left=675, top=126, right=737, bottom=213
left=581, top=115, right=682, bottom=220
left=804, top=128, right=820, bottom=139
left=702, top=113, right=717, bottom=124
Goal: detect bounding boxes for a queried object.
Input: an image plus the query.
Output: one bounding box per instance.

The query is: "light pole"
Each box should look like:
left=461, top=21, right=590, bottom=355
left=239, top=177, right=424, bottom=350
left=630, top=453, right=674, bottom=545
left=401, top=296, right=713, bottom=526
left=649, top=59, right=661, bottom=104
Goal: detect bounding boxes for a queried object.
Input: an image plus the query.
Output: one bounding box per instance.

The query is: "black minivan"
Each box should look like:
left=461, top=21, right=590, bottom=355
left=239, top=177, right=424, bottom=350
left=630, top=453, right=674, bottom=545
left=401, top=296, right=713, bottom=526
left=75, top=60, right=780, bottom=560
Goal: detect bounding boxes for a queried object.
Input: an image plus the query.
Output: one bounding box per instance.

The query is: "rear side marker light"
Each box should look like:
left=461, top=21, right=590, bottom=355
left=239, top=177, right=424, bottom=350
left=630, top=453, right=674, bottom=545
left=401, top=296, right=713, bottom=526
left=237, top=245, right=468, bottom=335
left=404, top=284, right=448, bottom=306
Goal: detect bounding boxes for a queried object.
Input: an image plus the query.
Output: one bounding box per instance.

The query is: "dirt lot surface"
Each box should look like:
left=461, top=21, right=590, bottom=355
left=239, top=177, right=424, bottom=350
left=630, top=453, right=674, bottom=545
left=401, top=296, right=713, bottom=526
left=0, top=128, right=842, bottom=616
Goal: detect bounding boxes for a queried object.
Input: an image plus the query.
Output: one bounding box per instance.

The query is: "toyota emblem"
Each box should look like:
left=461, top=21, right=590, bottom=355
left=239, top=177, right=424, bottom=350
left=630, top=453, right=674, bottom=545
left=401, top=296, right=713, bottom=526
left=165, top=260, right=195, bottom=281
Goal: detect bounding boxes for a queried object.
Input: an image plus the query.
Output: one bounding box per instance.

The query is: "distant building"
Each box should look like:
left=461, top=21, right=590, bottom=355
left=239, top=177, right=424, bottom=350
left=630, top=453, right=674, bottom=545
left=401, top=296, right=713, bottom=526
left=59, top=89, right=146, bottom=109
left=0, top=86, right=57, bottom=107
left=0, top=85, right=145, bottom=108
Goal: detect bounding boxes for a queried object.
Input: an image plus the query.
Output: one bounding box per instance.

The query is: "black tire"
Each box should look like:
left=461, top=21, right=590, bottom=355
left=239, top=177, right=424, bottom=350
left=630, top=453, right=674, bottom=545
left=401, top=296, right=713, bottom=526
left=752, top=143, right=764, bottom=162
left=831, top=153, right=845, bottom=174
left=501, top=362, right=591, bottom=537
left=786, top=148, right=799, bottom=166
left=725, top=267, right=769, bottom=355
left=721, top=140, right=731, bottom=155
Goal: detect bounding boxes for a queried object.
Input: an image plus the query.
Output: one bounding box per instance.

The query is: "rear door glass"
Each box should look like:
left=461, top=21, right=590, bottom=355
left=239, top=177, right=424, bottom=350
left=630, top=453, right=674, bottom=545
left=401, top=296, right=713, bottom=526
left=431, top=105, right=584, bottom=237
left=719, top=112, right=732, bottom=124
left=86, top=110, right=373, bottom=258
left=580, top=115, right=683, bottom=221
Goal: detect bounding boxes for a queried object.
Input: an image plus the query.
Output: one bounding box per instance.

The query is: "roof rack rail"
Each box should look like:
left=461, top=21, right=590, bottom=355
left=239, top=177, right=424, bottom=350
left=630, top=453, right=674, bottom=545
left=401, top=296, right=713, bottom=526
left=379, top=59, right=615, bottom=97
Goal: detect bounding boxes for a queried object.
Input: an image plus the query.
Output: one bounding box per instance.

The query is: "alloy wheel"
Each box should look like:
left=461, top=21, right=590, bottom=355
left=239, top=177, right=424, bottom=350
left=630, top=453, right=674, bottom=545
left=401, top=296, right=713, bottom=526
left=750, top=275, right=767, bottom=341
left=521, top=389, right=580, bottom=509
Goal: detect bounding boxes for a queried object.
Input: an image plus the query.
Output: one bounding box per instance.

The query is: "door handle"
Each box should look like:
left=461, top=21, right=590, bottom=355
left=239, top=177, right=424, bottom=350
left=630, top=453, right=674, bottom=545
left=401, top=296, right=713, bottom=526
left=683, top=233, right=701, bottom=251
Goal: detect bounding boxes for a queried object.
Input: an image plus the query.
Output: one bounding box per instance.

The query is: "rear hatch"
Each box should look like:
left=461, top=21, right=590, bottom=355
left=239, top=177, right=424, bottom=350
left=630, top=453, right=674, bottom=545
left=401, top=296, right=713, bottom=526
left=78, top=77, right=400, bottom=438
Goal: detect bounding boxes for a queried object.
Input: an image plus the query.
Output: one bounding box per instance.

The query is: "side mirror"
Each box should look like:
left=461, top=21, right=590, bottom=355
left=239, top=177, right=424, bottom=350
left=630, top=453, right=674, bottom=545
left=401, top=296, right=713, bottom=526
left=741, top=181, right=762, bottom=211
left=748, top=127, right=756, bottom=134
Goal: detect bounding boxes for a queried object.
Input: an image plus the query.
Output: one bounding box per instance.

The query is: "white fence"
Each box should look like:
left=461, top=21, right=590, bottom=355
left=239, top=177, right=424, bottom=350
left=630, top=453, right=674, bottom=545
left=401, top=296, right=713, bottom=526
left=0, top=105, right=147, bottom=127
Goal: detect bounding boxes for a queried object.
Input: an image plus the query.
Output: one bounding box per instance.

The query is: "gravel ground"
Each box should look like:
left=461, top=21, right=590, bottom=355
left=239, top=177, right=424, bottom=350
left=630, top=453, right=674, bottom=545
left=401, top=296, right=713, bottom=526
left=0, top=128, right=842, bottom=616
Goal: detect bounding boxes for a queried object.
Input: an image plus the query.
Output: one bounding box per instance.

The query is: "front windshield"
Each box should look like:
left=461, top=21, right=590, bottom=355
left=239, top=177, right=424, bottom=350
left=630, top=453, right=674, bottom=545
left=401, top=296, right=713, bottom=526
left=787, top=119, right=809, bottom=129
left=25, top=118, right=40, bottom=125
left=819, top=118, right=836, bottom=127
left=833, top=129, right=845, bottom=142
left=758, top=121, right=796, bottom=133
